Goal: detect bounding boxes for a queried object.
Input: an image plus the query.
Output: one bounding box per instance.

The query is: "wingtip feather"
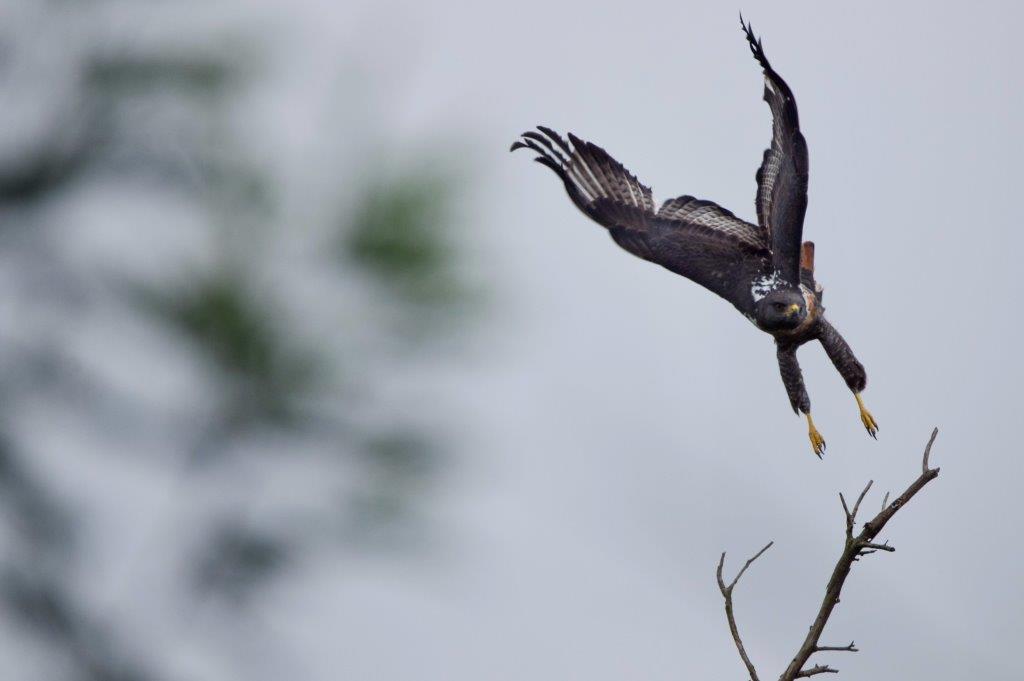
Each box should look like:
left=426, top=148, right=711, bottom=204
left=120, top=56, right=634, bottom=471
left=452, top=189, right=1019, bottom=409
left=739, top=14, right=771, bottom=70
left=536, top=126, right=572, bottom=154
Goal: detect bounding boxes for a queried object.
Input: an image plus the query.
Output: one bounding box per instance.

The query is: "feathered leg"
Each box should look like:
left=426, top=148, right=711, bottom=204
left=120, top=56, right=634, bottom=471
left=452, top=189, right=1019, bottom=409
left=777, top=341, right=825, bottom=457
left=817, top=318, right=878, bottom=439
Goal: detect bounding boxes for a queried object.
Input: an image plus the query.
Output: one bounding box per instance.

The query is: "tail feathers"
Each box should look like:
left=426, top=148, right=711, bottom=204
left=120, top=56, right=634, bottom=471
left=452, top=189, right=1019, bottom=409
left=800, top=240, right=822, bottom=297
left=800, top=241, right=815, bottom=273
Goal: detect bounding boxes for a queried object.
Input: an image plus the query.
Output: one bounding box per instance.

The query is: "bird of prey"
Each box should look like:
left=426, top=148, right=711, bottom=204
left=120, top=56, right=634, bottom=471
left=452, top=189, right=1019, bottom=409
left=510, top=18, right=877, bottom=456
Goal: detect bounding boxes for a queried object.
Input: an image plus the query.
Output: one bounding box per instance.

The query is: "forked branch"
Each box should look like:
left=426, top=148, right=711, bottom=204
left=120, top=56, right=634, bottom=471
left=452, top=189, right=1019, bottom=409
left=717, top=541, right=773, bottom=681
left=717, top=428, right=941, bottom=681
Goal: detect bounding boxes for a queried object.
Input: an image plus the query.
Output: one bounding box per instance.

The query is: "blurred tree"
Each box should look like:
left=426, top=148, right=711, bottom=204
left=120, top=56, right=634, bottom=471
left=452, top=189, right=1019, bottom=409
left=347, top=169, right=467, bottom=309
left=136, top=271, right=321, bottom=431
left=0, top=2, right=476, bottom=679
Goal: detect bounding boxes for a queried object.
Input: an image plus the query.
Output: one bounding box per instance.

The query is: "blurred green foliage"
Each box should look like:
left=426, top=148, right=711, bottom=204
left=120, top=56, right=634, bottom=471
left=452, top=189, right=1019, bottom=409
left=0, top=3, right=478, bottom=677
left=346, top=169, right=469, bottom=310
left=194, top=524, right=289, bottom=603
left=0, top=435, right=72, bottom=553
left=137, top=272, right=319, bottom=428
left=88, top=55, right=236, bottom=94
left=2, top=569, right=149, bottom=681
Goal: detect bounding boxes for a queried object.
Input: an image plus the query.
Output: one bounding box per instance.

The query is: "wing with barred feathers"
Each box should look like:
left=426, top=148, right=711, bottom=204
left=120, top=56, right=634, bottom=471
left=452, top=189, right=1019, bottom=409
left=741, top=16, right=809, bottom=287
left=510, top=127, right=770, bottom=313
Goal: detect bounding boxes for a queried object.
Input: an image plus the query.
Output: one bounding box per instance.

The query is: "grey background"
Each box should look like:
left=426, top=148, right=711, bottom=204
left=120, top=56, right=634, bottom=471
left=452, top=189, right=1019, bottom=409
left=0, top=0, right=1021, bottom=679
left=357, top=1, right=1020, bottom=679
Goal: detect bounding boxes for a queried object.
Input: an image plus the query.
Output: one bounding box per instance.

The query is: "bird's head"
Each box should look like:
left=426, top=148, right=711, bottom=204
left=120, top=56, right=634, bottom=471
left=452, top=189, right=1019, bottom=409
left=754, top=288, right=807, bottom=332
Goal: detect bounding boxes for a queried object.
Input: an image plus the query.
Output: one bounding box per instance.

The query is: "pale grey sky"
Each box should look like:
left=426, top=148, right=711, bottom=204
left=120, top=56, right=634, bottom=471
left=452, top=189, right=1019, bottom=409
left=331, top=1, right=1022, bottom=679
left=2, top=1, right=1022, bottom=680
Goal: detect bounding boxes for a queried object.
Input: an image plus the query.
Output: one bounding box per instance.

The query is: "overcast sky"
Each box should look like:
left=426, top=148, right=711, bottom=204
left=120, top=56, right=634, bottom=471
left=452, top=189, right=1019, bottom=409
left=4, top=1, right=1022, bottom=679
left=323, top=1, right=1023, bottom=679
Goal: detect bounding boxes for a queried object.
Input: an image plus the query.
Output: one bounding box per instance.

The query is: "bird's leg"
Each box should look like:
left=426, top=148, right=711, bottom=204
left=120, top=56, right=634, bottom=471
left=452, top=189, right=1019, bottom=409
left=854, top=392, right=878, bottom=439
left=777, top=342, right=824, bottom=458
left=817, top=319, right=876, bottom=441
left=806, top=412, right=826, bottom=458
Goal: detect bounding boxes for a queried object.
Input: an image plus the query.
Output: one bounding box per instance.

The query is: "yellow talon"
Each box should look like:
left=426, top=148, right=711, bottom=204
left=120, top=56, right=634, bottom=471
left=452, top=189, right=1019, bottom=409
left=855, top=393, right=879, bottom=439
left=806, top=413, right=826, bottom=458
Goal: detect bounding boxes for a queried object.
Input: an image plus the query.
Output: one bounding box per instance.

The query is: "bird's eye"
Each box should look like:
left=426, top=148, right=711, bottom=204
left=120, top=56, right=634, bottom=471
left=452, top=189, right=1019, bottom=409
left=772, top=302, right=785, bottom=310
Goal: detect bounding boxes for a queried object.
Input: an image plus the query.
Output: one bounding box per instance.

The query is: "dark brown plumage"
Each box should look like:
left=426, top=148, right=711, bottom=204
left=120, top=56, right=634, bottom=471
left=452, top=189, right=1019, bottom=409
left=510, top=16, right=878, bottom=456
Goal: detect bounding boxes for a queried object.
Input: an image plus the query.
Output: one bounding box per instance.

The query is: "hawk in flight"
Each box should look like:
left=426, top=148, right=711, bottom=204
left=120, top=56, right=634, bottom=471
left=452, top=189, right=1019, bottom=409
left=511, top=18, right=877, bottom=456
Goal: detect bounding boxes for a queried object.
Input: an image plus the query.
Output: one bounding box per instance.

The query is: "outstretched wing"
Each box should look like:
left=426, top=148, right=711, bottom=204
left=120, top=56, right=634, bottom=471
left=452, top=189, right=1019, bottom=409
left=511, top=127, right=769, bottom=313
left=742, top=16, right=809, bottom=287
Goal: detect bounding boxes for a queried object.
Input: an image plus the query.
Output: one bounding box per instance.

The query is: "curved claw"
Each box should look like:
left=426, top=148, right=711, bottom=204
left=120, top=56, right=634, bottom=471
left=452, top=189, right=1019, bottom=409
left=806, top=413, right=826, bottom=458
left=855, top=393, right=879, bottom=439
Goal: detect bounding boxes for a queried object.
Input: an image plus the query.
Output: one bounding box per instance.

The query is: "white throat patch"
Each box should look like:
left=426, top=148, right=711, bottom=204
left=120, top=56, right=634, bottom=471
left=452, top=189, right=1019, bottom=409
left=750, top=271, right=784, bottom=302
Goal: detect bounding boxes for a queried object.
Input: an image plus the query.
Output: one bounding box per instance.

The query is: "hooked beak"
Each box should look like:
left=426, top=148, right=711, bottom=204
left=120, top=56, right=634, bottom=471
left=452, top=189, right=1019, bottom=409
left=787, top=304, right=801, bottom=317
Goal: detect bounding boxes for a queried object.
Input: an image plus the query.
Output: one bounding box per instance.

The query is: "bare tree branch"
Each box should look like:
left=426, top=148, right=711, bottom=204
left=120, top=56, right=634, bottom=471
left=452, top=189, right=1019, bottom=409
left=850, top=480, right=873, bottom=526
left=861, top=542, right=894, bottom=553
left=716, top=541, right=773, bottom=681
left=717, top=429, right=941, bottom=681
left=922, top=427, right=938, bottom=473
left=838, top=492, right=851, bottom=537
left=812, top=642, right=858, bottom=654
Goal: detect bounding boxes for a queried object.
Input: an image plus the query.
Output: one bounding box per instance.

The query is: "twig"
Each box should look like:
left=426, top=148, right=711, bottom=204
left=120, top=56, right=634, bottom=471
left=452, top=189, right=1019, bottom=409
left=812, top=642, right=858, bottom=654
left=840, top=480, right=873, bottom=539
left=716, top=541, right=773, bottom=681
left=717, top=429, right=941, bottom=681
left=922, top=427, right=938, bottom=473
left=850, top=480, right=873, bottom=527
left=838, top=493, right=851, bottom=537
left=861, top=542, right=894, bottom=553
